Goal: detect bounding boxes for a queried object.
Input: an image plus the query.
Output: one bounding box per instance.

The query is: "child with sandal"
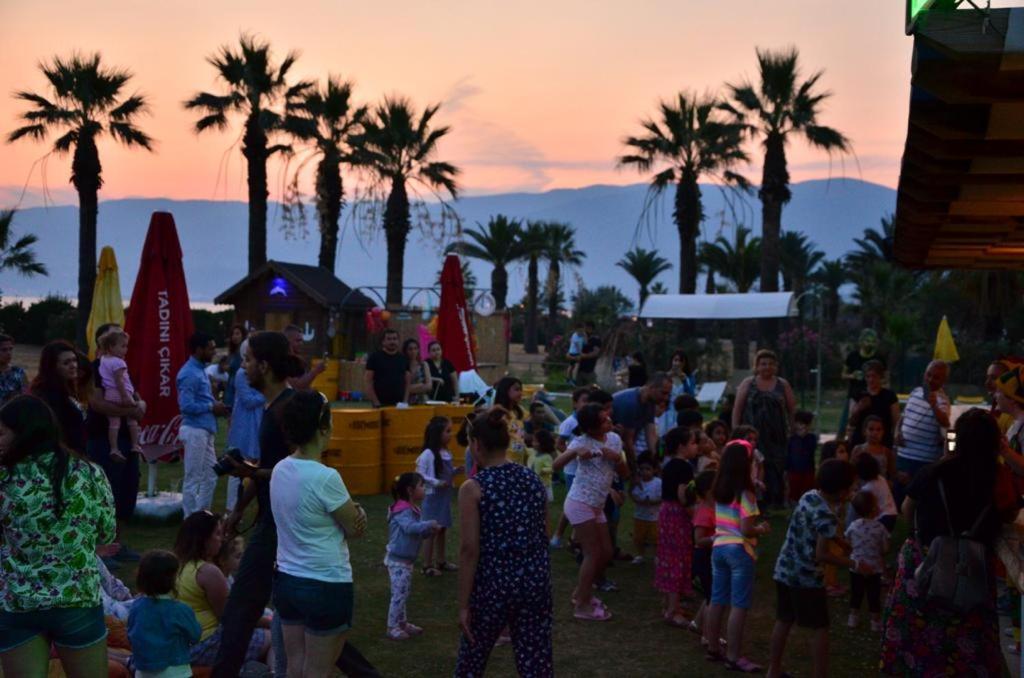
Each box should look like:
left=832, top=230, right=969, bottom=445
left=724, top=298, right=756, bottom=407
left=655, top=427, right=698, bottom=627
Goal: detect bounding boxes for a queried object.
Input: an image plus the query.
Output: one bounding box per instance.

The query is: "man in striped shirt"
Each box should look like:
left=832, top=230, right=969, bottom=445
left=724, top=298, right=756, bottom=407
left=893, top=360, right=951, bottom=506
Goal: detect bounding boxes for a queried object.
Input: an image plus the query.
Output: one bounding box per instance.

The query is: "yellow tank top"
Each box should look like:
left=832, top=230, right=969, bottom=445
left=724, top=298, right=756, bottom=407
left=175, top=560, right=219, bottom=640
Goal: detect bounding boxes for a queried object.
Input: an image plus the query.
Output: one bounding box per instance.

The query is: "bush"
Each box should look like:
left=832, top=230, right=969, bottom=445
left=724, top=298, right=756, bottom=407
left=21, top=296, right=76, bottom=345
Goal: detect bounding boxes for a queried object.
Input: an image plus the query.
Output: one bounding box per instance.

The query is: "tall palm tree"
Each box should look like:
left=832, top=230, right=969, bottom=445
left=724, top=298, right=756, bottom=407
left=779, top=230, right=825, bottom=295
left=700, top=226, right=761, bottom=368
left=850, top=260, right=920, bottom=331
left=616, top=247, right=672, bottom=311
left=517, top=222, right=548, bottom=354
left=359, top=97, right=459, bottom=305
left=0, top=210, right=48, bottom=289
left=619, top=92, right=749, bottom=308
left=542, top=223, right=585, bottom=343
left=185, top=35, right=307, bottom=274
left=284, top=76, right=367, bottom=273
left=810, top=258, right=846, bottom=323
left=449, top=215, right=522, bottom=310
left=722, top=48, right=850, bottom=337
left=8, top=53, right=152, bottom=346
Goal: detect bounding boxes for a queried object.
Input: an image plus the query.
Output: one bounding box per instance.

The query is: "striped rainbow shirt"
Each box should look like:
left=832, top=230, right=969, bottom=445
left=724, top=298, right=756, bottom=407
left=713, top=490, right=760, bottom=559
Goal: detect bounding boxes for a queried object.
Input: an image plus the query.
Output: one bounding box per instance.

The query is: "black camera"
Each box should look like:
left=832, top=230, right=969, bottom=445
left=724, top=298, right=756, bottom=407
left=212, top=447, right=246, bottom=476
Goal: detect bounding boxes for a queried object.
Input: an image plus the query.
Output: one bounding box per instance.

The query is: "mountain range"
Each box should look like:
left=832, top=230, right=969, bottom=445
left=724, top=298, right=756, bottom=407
left=0, top=178, right=895, bottom=307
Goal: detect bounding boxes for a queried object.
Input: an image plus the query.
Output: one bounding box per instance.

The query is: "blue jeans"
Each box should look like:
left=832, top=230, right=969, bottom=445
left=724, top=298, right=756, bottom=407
left=273, top=572, right=353, bottom=635
left=711, top=545, right=755, bottom=610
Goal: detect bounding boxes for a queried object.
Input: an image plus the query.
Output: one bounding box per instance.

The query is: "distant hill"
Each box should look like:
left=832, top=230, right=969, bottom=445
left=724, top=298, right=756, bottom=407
left=0, top=178, right=895, bottom=306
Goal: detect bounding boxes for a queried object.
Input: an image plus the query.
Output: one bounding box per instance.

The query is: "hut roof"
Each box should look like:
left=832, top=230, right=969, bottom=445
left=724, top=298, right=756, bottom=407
left=214, top=260, right=376, bottom=309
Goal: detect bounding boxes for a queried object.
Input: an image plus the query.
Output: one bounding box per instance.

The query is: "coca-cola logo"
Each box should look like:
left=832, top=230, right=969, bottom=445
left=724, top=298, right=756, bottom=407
left=139, top=415, right=185, bottom=455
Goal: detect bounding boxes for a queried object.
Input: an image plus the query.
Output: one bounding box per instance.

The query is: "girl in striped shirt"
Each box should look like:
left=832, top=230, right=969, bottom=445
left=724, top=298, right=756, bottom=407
left=704, top=440, right=771, bottom=673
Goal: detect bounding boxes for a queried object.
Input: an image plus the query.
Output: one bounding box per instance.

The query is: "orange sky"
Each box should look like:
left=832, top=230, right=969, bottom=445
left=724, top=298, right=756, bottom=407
left=0, top=0, right=918, bottom=202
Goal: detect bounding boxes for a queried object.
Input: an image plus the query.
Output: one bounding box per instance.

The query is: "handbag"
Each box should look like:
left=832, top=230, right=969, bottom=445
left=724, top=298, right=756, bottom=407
left=913, top=479, right=992, bottom=615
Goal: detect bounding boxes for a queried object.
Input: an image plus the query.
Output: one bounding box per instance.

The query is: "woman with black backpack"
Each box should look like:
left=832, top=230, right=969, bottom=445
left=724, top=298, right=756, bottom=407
left=880, top=408, right=1019, bottom=676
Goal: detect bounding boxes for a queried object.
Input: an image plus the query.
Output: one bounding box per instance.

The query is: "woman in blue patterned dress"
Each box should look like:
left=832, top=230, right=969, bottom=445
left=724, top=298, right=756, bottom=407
left=455, top=406, right=552, bottom=678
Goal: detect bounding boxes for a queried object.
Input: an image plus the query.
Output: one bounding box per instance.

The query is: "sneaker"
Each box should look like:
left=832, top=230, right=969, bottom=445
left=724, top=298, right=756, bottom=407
left=597, top=579, right=619, bottom=593
left=847, top=612, right=859, bottom=628
left=549, top=536, right=562, bottom=549
left=401, top=622, right=423, bottom=636
left=386, top=627, right=410, bottom=641
left=631, top=556, right=645, bottom=565
left=870, top=619, right=882, bottom=633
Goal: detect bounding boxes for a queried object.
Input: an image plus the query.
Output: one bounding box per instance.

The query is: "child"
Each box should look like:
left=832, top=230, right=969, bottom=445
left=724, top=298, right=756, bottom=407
left=566, top=322, right=586, bottom=384
left=99, top=329, right=143, bottom=462
left=845, top=491, right=890, bottom=631
left=215, top=536, right=245, bottom=587
left=854, top=451, right=897, bottom=532
left=786, top=410, right=818, bottom=505
left=554, top=402, right=626, bottom=621
left=455, top=407, right=552, bottom=676
left=704, top=440, right=770, bottom=672
left=525, top=401, right=557, bottom=437
left=416, top=416, right=463, bottom=576
left=551, top=387, right=591, bottom=548
left=205, top=354, right=230, bottom=400
left=705, top=420, right=730, bottom=456
left=767, top=460, right=867, bottom=678
left=820, top=440, right=849, bottom=464
left=127, top=550, right=201, bottom=678
left=688, top=470, right=717, bottom=643
left=386, top=472, right=440, bottom=640
left=819, top=441, right=853, bottom=596
left=733, top=424, right=766, bottom=503
left=630, top=452, right=662, bottom=564
left=850, top=415, right=896, bottom=480
left=530, top=429, right=557, bottom=503
left=655, top=428, right=699, bottom=626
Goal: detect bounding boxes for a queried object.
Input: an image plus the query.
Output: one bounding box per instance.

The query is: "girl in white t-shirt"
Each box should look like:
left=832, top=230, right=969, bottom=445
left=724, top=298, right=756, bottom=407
left=270, top=391, right=367, bottom=676
left=854, top=451, right=898, bottom=532
left=553, top=403, right=626, bottom=622
left=416, top=416, right=465, bottom=576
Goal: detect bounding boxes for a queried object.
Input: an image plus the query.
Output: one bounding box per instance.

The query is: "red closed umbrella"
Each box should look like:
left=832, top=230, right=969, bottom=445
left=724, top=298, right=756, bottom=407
left=124, top=212, right=195, bottom=460
left=437, top=254, right=477, bottom=372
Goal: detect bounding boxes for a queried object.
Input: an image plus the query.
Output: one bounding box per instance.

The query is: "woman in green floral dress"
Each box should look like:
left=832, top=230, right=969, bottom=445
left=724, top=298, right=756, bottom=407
left=0, top=395, right=116, bottom=677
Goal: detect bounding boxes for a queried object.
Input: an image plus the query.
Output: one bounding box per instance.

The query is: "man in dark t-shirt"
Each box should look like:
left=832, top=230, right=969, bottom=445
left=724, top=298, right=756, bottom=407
left=576, top=322, right=602, bottom=386
left=839, top=329, right=885, bottom=438
left=365, top=329, right=409, bottom=407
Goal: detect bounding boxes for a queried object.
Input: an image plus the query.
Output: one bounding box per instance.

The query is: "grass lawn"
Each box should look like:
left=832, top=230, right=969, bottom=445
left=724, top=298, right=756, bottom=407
left=117, top=408, right=892, bottom=678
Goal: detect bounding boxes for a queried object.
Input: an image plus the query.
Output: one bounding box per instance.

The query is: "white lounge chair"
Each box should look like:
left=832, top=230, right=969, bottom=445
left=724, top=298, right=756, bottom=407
left=696, top=381, right=727, bottom=411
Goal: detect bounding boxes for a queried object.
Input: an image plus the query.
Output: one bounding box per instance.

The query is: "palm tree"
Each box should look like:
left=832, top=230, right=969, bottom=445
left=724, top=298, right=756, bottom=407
left=650, top=282, right=670, bottom=296
left=850, top=260, right=920, bottom=331
left=0, top=211, right=48, bottom=291
left=810, top=258, right=846, bottom=323
left=517, top=222, right=548, bottom=354
left=616, top=247, right=672, bottom=311
left=359, top=97, right=459, bottom=305
left=619, top=92, right=749, bottom=308
left=284, top=77, right=367, bottom=273
left=779, top=231, right=825, bottom=295
left=8, top=53, right=152, bottom=346
left=700, top=226, right=761, bottom=368
left=722, top=48, right=850, bottom=337
left=435, top=259, right=477, bottom=291
left=542, top=223, right=585, bottom=343
left=449, top=215, right=522, bottom=310
left=847, top=214, right=895, bottom=270
left=185, top=35, right=307, bottom=274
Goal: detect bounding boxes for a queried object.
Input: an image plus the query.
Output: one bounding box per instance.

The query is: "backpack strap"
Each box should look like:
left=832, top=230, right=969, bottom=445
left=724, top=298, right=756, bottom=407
left=938, top=478, right=992, bottom=539
left=937, top=479, right=955, bottom=538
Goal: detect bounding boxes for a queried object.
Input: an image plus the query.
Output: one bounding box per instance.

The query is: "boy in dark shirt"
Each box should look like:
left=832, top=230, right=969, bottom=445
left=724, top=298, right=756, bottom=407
left=785, top=410, right=818, bottom=505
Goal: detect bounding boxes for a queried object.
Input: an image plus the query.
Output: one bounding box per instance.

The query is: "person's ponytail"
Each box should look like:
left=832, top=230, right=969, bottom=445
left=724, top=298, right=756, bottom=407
left=249, top=331, right=306, bottom=381
left=468, top=406, right=511, bottom=453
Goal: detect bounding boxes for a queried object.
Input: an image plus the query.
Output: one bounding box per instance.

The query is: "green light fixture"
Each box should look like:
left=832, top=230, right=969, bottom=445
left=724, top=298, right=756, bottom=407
left=906, top=0, right=960, bottom=34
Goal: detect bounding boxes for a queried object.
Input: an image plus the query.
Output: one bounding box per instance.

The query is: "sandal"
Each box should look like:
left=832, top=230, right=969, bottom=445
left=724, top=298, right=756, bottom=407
left=386, top=627, right=410, bottom=641
left=724, top=657, right=763, bottom=673
left=687, top=620, right=701, bottom=635
left=663, top=613, right=689, bottom=628
left=421, top=566, right=442, bottom=577
left=401, top=622, right=423, bottom=636
left=438, top=561, right=458, bottom=572
left=573, top=599, right=612, bottom=622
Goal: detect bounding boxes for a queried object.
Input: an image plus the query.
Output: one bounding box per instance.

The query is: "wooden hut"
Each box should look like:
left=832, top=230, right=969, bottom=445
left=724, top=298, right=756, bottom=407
left=215, top=260, right=376, bottom=358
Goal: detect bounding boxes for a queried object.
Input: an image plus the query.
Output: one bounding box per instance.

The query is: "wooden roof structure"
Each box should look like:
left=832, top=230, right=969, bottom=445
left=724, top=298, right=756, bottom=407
left=214, top=260, right=376, bottom=309
left=895, top=5, right=1024, bottom=269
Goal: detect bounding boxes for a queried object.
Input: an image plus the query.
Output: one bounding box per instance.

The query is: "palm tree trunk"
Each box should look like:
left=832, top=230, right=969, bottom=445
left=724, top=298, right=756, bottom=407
left=674, top=172, right=703, bottom=337
left=639, top=284, right=649, bottom=312
left=316, top=151, right=343, bottom=272
left=524, top=256, right=539, bottom=354
left=384, top=176, right=411, bottom=307
left=72, top=136, right=101, bottom=349
left=546, top=261, right=560, bottom=349
left=243, top=114, right=269, bottom=274
left=758, top=132, right=790, bottom=345
left=492, top=265, right=508, bottom=310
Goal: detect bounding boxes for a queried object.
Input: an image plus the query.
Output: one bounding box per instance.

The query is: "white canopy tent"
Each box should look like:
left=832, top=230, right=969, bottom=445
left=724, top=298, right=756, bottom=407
left=639, top=291, right=823, bottom=426
left=639, top=292, right=797, bottom=320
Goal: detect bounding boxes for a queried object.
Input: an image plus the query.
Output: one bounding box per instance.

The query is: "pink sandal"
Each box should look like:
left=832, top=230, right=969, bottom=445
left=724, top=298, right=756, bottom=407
left=574, top=599, right=612, bottom=622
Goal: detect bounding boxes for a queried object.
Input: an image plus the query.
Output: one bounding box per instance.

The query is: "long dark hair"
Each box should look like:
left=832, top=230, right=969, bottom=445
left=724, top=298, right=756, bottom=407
left=249, top=331, right=305, bottom=381
left=468, top=406, right=511, bottom=454
left=572, top=403, right=605, bottom=438
left=174, top=511, right=222, bottom=564
left=712, top=442, right=755, bottom=505
left=391, top=472, right=423, bottom=507
left=941, top=408, right=999, bottom=502
left=0, top=395, right=73, bottom=516
left=423, top=416, right=450, bottom=478
left=282, top=390, right=331, bottom=449
left=493, top=376, right=524, bottom=419
left=672, top=349, right=690, bottom=375
left=228, top=324, right=248, bottom=354
left=30, top=340, right=82, bottom=400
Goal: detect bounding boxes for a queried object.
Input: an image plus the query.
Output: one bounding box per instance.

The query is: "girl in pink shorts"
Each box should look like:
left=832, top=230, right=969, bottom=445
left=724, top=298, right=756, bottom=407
left=553, top=403, right=626, bottom=622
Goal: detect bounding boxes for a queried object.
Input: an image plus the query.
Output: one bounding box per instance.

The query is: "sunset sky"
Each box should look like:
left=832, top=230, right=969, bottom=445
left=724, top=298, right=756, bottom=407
left=0, top=1, right=943, bottom=203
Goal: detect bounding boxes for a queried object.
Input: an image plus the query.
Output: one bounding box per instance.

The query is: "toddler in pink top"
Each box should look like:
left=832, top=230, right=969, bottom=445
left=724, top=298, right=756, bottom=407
left=99, top=330, right=143, bottom=461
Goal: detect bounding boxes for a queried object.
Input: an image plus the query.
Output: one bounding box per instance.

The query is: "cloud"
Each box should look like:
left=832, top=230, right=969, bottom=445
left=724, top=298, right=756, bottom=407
left=443, top=76, right=483, bottom=114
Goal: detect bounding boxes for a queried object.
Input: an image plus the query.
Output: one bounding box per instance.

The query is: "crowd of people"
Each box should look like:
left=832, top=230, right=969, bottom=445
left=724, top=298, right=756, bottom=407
left=3, top=323, right=1024, bottom=678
